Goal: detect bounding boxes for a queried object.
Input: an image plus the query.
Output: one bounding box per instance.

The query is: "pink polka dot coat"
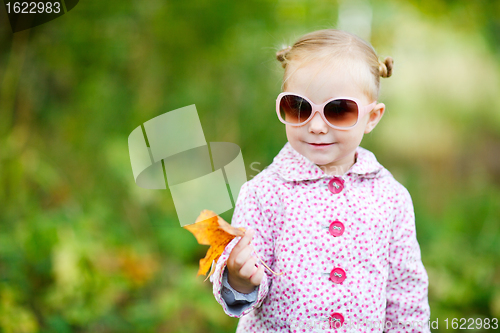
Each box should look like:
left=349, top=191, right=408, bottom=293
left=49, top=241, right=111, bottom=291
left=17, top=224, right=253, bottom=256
left=210, top=142, right=431, bottom=332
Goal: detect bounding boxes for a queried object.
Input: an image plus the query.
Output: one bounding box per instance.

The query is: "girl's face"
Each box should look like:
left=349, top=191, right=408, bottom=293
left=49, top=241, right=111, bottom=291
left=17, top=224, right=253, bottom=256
left=283, top=61, right=385, bottom=175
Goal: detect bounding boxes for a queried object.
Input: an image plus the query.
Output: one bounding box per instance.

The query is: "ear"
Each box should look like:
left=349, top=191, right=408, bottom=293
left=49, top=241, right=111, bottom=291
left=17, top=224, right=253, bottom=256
left=364, top=103, right=385, bottom=134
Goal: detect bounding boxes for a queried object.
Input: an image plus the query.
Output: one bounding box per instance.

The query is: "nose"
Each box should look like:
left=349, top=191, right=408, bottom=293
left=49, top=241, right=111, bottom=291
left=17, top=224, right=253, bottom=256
left=308, top=110, right=329, bottom=134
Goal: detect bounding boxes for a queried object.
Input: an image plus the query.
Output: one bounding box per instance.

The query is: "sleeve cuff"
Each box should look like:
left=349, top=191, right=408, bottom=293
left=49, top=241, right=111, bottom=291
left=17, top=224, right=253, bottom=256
left=221, top=266, right=259, bottom=305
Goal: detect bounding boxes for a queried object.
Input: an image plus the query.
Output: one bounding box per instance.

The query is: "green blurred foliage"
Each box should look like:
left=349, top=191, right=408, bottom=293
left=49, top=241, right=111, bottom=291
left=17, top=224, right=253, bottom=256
left=0, top=0, right=499, bottom=332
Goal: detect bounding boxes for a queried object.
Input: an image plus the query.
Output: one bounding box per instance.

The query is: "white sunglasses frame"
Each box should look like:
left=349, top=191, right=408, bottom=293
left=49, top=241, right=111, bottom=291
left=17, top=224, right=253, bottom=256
left=276, top=92, right=377, bottom=130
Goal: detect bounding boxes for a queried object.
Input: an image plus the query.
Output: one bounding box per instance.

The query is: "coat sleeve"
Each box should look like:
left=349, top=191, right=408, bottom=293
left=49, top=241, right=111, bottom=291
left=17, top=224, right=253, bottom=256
left=385, top=185, right=431, bottom=333
left=210, top=180, right=276, bottom=318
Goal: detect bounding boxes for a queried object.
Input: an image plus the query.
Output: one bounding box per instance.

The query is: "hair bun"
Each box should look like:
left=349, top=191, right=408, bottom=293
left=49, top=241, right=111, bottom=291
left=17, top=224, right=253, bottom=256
left=379, top=56, right=394, bottom=78
left=276, top=46, right=292, bottom=68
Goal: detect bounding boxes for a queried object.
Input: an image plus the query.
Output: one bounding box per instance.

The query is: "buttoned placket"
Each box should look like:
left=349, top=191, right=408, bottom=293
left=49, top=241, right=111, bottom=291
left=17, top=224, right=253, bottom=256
left=318, top=173, right=355, bottom=331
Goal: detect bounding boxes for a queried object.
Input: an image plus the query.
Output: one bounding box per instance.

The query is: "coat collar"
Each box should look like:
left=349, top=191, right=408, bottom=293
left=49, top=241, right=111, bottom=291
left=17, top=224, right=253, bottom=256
left=268, top=142, right=384, bottom=182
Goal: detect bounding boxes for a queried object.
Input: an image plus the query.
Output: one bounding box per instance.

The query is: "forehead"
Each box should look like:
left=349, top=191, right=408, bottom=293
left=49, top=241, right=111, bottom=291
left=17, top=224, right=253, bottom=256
left=284, top=58, right=373, bottom=104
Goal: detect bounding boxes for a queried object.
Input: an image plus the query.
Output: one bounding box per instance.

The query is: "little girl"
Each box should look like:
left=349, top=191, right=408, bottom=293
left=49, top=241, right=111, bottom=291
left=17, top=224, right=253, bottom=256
left=210, top=29, right=430, bottom=333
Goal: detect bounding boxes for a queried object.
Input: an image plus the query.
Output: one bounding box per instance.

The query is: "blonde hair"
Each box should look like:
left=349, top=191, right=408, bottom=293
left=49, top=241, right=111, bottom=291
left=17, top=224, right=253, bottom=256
left=276, top=29, right=393, bottom=101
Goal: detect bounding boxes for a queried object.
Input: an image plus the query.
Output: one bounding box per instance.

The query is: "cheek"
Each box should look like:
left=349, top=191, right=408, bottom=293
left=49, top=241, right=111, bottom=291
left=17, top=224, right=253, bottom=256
left=337, top=128, right=364, bottom=145
left=285, top=125, right=300, bottom=141
left=360, top=115, right=374, bottom=133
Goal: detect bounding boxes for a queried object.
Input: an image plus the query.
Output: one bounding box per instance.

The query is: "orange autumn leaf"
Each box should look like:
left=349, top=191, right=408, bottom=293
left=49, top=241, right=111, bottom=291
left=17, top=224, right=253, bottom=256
left=183, top=210, right=245, bottom=281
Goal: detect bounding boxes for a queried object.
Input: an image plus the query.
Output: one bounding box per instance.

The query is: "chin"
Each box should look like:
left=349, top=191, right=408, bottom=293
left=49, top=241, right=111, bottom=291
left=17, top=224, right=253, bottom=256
left=313, top=159, right=334, bottom=166
left=304, top=154, right=333, bottom=166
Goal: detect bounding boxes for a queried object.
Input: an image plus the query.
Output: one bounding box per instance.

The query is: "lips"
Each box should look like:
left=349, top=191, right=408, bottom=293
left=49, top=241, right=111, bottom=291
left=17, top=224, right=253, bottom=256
left=307, top=142, right=335, bottom=149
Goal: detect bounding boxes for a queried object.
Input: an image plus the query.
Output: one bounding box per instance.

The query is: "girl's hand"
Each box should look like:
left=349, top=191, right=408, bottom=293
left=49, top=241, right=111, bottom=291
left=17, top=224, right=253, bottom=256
left=226, top=228, right=265, bottom=294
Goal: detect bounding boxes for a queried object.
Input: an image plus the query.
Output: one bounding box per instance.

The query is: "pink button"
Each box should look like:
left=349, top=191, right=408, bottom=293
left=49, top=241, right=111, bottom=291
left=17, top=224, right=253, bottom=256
left=328, top=177, right=344, bottom=194
left=330, top=267, right=346, bottom=284
left=329, top=220, right=345, bottom=237
left=329, top=312, right=345, bottom=328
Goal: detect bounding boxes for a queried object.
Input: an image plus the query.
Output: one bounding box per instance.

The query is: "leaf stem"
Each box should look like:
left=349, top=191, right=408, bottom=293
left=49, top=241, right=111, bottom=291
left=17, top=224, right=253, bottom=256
left=253, top=250, right=284, bottom=276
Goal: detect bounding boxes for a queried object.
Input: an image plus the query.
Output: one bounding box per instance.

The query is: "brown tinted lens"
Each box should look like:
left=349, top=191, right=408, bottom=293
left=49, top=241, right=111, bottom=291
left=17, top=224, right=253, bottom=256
left=324, top=99, right=358, bottom=127
left=279, top=95, right=312, bottom=124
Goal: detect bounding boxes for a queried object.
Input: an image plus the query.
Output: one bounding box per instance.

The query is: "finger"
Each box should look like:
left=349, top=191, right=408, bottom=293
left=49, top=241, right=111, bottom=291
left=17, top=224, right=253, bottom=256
left=228, top=230, right=251, bottom=259
left=249, top=264, right=265, bottom=286
left=238, top=244, right=255, bottom=262
left=239, top=255, right=258, bottom=279
left=232, top=228, right=255, bottom=255
left=230, top=243, right=255, bottom=269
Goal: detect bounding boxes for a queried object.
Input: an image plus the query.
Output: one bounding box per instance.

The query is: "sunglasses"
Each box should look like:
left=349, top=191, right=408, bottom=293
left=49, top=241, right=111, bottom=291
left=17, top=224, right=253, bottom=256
left=276, top=92, right=377, bottom=130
